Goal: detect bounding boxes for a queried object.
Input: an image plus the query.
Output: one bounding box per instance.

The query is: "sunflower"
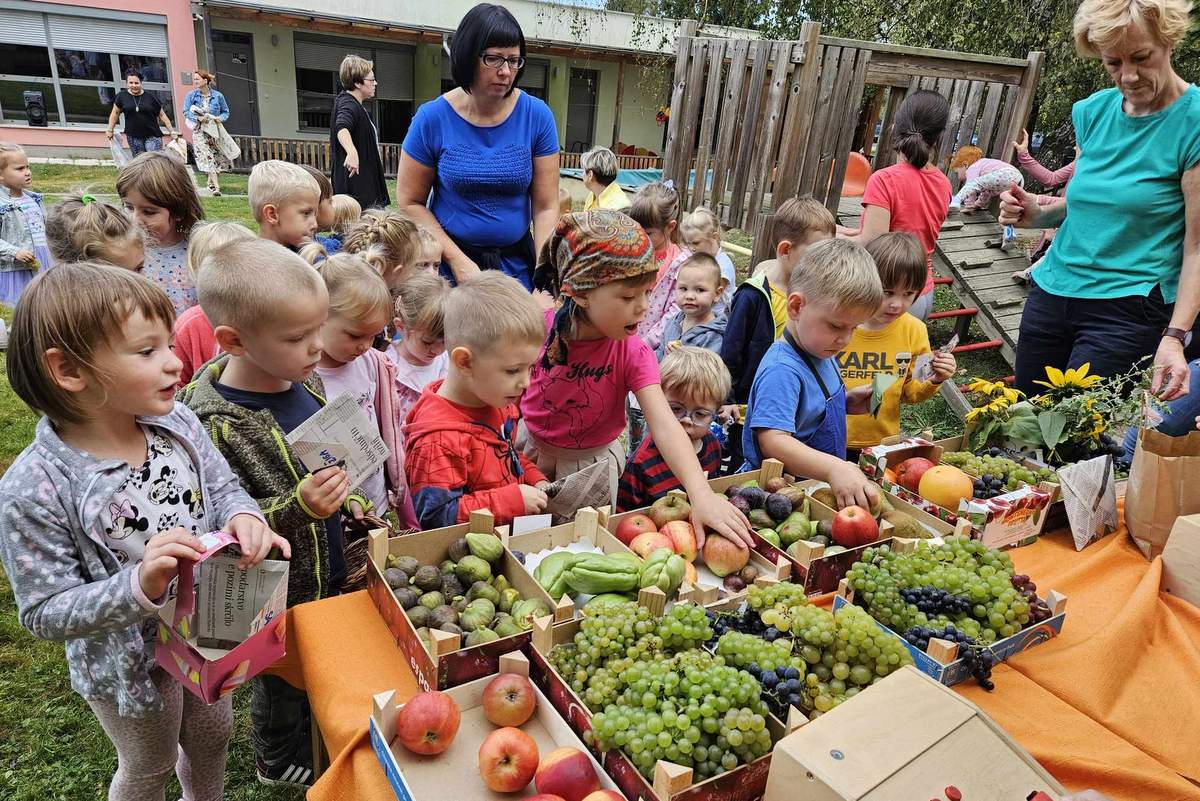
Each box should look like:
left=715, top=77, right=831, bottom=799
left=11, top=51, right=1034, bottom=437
left=1033, top=363, right=1103, bottom=392
left=965, top=378, right=1023, bottom=403
left=1087, top=412, right=1106, bottom=439
left=965, top=397, right=1012, bottom=422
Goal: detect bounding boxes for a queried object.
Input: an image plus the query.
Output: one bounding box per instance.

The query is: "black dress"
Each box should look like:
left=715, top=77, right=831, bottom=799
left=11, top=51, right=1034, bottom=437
left=329, top=91, right=390, bottom=210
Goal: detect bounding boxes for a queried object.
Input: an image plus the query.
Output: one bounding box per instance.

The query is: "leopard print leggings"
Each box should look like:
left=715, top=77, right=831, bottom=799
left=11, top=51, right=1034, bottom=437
left=87, top=667, right=233, bottom=801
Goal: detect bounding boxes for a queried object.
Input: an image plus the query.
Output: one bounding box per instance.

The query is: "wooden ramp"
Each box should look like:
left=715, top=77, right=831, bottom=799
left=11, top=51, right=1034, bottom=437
left=837, top=199, right=1031, bottom=365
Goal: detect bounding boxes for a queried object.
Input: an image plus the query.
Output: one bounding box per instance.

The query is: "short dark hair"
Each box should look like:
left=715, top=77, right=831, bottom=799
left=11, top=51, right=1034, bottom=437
left=450, top=3, right=526, bottom=96
left=124, top=68, right=143, bottom=80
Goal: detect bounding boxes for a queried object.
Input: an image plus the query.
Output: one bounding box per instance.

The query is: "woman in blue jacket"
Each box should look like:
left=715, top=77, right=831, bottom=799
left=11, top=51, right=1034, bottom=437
left=182, top=70, right=233, bottom=196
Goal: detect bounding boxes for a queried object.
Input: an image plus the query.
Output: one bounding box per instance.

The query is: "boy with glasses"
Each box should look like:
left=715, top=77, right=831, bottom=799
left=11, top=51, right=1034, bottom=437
left=618, top=347, right=730, bottom=511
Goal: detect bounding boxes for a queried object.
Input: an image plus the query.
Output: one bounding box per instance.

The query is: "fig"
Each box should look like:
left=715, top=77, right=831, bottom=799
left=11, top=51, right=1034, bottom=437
left=413, top=565, right=442, bottom=592
left=384, top=568, right=409, bottom=589
left=407, top=605, right=430, bottom=628
left=447, top=537, right=471, bottom=563
left=393, top=587, right=419, bottom=610
left=438, top=622, right=463, bottom=636
left=467, top=581, right=500, bottom=605
left=429, top=605, right=458, bottom=629
left=440, top=574, right=466, bottom=598
left=739, top=486, right=767, bottom=509
left=723, top=574, right=747, bottom=592
left=454, top=555, right=492, bottom=585
left=392, top=555, right=419, bottom=577
left=765, top=493, right=793, bottom=523
left=739, top=565, right=759, bottom=584
left=418, top=591, right=445, bottom=610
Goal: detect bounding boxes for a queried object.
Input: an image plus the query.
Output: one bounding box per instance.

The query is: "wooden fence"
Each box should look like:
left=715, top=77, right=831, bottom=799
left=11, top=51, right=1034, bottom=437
left=229, top=136, right=663, bottom=177
left=660, top=22, right=1043, bottom=263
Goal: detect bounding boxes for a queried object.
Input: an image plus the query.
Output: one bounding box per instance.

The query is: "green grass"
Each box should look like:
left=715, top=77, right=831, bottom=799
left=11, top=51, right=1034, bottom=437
left=32, top=163, right=250, bottom=197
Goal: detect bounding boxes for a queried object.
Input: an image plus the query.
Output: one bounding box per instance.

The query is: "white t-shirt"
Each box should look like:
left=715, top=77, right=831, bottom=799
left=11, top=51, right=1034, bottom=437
left=386, top=345, right=448, bottom=425
left=315, top=356, right=388, bottom=512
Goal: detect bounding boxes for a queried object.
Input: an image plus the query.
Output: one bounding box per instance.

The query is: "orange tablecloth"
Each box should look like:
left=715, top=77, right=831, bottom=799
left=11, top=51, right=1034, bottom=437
left=276, top=524, right=1200, bottom=801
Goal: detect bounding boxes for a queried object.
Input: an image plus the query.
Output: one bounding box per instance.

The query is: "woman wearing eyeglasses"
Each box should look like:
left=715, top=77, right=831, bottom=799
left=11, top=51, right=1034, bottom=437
left=330, top=54, right=391, bottom=210
left=396, top=3, right=561, bottom=290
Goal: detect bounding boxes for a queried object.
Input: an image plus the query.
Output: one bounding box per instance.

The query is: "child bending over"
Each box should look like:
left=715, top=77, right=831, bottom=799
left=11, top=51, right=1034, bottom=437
left=46, top=194, right=145, bottom=271
left=950, top=146, right=1024, bottom=211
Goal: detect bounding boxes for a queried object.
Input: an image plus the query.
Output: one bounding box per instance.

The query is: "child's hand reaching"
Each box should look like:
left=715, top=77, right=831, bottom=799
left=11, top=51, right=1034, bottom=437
left=828, top=461, right=879, bottom=511
left=223, top=513, right=291, bottom=569
left=930, top=351, right=957, bottom=384
left=718, top=404, right=741, bottom=425
left=138, top=528, right=207, bottom=600
left=299, top=466, right=350, bottom=519
left=845, top=384, right=873, bottom=415
left=690, top=489, right=754, bottom=551
left=520, top=484, right=549, bottom=513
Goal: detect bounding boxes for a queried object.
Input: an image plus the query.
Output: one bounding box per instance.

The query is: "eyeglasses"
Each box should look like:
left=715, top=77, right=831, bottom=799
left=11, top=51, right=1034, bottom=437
left=480, top=54, right=525, bottom=70
left=669, top=403, right=716, bottom=426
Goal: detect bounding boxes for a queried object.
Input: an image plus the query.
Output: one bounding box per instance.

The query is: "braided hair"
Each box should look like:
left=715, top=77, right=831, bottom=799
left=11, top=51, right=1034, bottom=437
left=342, top=208, right=420, bottom=289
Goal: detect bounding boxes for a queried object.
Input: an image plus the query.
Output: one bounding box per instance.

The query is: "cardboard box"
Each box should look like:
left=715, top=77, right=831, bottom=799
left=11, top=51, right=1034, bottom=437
left=1163, top=514, right=1200, bottom=608
left=156, top=531, right=289, bottom=703
left=528, top=595, right=796, bottom=801
left=366, top=511, right=563, bottom=690
left=370, top=650, right=620, bottom=800
left=858, top=437, right=1055, bottom=549
left=833, top=568, right=1067, bottom=687
left=934, top=434, right=1067, bottom=530
left=762, top=665, right=1064, bottom=801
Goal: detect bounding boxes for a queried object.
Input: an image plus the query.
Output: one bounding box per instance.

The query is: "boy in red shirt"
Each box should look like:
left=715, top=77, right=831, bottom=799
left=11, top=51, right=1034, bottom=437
left=404, top=272, right=552, bottom=528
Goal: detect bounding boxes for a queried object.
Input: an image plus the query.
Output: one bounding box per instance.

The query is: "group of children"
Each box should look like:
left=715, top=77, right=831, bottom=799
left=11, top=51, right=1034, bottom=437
left=0, top=137, right=957, bottom=798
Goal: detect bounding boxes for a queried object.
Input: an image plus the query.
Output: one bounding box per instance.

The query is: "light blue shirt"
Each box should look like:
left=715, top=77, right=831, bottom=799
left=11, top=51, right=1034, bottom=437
left=742, top=339, right=842, bottom=468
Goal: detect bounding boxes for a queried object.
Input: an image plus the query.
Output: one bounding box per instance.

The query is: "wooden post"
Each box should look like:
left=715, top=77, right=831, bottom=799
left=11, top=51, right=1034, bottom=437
left=654, top=761, right=693, bottom=801
left=1001, top=52, right=1044, bottom=163
left=611, top=58, right=626, bottom=149
left=662, top=19, right=699, bottom=190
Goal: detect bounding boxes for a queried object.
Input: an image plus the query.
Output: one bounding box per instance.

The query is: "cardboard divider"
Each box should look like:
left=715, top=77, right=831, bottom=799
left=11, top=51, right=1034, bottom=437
left=365, top=512, right=560, bottom=690
left=369, top=650, right=620, bottom=801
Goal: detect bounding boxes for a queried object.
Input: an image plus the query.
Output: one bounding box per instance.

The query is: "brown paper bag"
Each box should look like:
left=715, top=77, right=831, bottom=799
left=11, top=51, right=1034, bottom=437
left=1125, top=428, right=1200, bottom=559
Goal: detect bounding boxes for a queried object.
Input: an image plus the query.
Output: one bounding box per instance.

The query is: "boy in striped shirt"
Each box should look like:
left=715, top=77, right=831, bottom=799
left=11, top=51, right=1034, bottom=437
left=618, top=347, right=730, bottom=511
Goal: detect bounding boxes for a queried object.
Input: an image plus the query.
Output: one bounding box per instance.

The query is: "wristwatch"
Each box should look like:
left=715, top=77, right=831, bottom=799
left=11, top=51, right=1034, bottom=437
left=1162, top=327, right=1193, bottom=347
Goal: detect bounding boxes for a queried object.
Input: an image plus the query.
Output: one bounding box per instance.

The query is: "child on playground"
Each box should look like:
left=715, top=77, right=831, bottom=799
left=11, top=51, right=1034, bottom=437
left=179, top=237, right=368, bottom=787
left=343, top=208, right=422, bottom=291
left=839, top=232, right=957, bottom=451
left=309, top=251, right=418, bottom=526
left=388, top=270, right=452, bottom=425
left=404, top=271, right=551, bottom=529
left=117, top=152, right=206, bottom=315
left=630, top=181, right=689, bottom=351
left=0, top=262, right=286, bottom=801
left=46, top=194, right=145, bottom=271
left=656, top=252, right=727, bottom=359
left=248, top=160, right=320, bottom=252
left=743, top=239, right=882, bottom=509
left=0, top=142, right=50, bottom=305
left=679, top=206, right=736, bottom=315
left=618, top=346, right=730, bottom=511
left=300, top=164, right=342, bottom=255
left=523, top=210, right=752, bottom=549
left=950, top=145, right=1025, bottom=211
left=173, top=221, right=255, bottom=386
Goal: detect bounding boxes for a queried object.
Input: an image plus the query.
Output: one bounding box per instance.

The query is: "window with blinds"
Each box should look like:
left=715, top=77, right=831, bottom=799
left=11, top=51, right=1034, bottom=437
left=293, top=34, right=415, bottom=140
left=439, top=56, right=550, bottom=100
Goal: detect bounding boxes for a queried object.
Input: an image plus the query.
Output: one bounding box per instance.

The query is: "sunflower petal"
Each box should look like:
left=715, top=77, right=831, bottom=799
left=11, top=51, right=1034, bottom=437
left=1032, top=380, right=1054, bottom=390
left=1043, top=366, right=1065, bottom=386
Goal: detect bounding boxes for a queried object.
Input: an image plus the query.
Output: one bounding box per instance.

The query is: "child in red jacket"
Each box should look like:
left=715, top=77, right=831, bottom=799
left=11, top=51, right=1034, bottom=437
left=404, top=272, right=551, bottom=529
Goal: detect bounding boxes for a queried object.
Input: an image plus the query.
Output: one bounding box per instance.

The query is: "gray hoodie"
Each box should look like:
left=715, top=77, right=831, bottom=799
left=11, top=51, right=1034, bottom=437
left=0, top=404, right=263, bottom=716
left=656, top=310, right=728, bottom=360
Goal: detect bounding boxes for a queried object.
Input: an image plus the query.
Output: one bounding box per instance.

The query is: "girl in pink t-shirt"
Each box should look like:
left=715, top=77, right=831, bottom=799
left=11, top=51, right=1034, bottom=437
left=522, top=211, right=753, bottom=549
left=629, top=181, right=691, bottom=351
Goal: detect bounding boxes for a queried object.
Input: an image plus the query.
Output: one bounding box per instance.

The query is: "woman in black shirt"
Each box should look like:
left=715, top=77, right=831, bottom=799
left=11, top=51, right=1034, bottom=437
left=329, top=55, right=390, bottom=210
left=106, top=69, right=179, bottom=156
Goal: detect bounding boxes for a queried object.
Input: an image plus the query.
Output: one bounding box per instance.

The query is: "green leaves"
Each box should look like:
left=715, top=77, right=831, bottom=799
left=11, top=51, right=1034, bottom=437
left=1037, top=410, right=1068, bottom=448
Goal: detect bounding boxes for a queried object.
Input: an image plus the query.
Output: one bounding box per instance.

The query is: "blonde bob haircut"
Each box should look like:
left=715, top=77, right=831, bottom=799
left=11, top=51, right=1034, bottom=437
left=187, top=221, right=255, bottom=278
left=339, top=54, right=374, bottom=91
left=679, top=206, right=722, bottom=242
left=8, top=262, right=175, bottom=426
left=1074, top=0, right=1194, bottom=55
left=313, top=252, right=392, bottom=326
left=443, top=271, right=544, bottom=354
left=247, top=160, right=320, bottom=223
left=330, top=194, right=362, bottom=235
left=788, top=238, right=883, bottom=313
left=198, top=238, right=325, bottom=333
left=659, top=346, right=732, bottom=410
left=394, top=270, right=453, bottom=336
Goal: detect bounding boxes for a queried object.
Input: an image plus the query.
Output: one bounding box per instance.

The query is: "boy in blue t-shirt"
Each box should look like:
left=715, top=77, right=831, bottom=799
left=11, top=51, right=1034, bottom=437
left=742, top=239, right=883, bottom=510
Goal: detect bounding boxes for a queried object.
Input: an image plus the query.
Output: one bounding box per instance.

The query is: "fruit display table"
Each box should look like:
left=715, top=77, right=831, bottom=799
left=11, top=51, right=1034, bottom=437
left=269, top=513, right=1200, bottom=801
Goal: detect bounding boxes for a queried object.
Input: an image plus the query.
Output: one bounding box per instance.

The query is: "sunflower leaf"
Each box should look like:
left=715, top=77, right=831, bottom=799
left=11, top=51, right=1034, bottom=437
left=1000, top=402, right=1044, bottom=447
left=1037, top=410, right=1068, bottom=447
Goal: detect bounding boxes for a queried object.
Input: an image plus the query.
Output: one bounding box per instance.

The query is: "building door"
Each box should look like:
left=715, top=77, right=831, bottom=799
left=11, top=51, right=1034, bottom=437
left=211, top=30, right=259, bottom=136
left=565, top=68, right=598, bottom=153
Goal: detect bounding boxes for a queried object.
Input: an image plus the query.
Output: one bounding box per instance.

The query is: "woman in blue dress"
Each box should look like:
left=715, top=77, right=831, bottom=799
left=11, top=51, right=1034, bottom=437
left=395, top=3, right=560, bottom=289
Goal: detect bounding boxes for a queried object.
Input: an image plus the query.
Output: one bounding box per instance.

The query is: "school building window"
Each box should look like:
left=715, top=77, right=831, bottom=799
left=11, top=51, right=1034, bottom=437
left=294, top=34, right=414, bottom=143
left=0, top=7, right=172, bottom=127
left=440, top=56, right=549, bottom=101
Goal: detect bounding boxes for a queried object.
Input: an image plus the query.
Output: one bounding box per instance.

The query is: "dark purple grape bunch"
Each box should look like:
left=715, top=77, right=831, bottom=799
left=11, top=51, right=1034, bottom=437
left=1012, top=574, right=1053, bottom=623
left=704, top=607, right=766, bottom=647
left=903, top=624, right=998, bottom=691
left=745, top=663, right=804, bottom=716
left=900, top=586, right=972, bottom=617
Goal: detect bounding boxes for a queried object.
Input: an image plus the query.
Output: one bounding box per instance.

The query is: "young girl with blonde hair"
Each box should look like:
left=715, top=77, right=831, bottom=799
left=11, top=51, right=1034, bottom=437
left=342, top=208, right=421, bottom=291
left=46, top=194, right=145, bottom=272
left=0, top=142, right=50, bottom=305
left=387, top=270, right=452, bottom=424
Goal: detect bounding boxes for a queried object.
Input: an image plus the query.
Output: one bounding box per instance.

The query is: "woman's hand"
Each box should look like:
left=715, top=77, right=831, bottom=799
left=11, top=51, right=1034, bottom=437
left=448, top=253, right=481, bottom=283
left=689, top=489, right=753, bottom=551
left=138, top=528, right=206, bottom=600
left=1013, top=128, right=1030, bottom=155
left=1151, top=337, right=1190, bottom=401
left=344, top=149, right=360, bottom=177
left=999, top=183, right=1040, bottom=228
left=223, top=513, right=291, bottom=568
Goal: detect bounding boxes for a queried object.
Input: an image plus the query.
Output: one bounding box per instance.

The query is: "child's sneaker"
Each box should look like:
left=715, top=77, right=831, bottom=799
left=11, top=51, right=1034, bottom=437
left=256, top=758, right=314, bottom=788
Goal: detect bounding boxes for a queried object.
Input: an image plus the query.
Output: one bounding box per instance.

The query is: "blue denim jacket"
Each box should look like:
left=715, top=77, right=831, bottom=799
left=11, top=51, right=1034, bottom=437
left=183, top=88, right=230, bottom=126
left=0, top=189, right=41, bottom=272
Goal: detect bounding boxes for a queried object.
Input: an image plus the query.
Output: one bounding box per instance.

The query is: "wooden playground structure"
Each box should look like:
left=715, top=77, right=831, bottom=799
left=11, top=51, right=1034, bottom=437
left=661, top=22, right=1046, bottom=367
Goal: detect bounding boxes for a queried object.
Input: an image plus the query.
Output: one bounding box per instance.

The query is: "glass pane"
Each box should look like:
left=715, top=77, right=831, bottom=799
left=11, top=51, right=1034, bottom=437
left=0, top=44, right=53, bottom=78
left=376, top=99, right=412, bottom=144
left=297, top=91, right=334, bottom=129
left=118, top=54, right=169, bottom=84
left=55, top=49, right=114, bottom=82
left=296, top=68, right=338, bottom=94
left=0, top=81, right=61, bottom=124
left=62, top=82, right=115, bottom=125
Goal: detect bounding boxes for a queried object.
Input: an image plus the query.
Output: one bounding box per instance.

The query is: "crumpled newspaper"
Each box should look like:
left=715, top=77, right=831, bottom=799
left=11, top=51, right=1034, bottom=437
left=544, top=460, right=611, bottom=524
left=1058, top=455, right=1118, bottom=551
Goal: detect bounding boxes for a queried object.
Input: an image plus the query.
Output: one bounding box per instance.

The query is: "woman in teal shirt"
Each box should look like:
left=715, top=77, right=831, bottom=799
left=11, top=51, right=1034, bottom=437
left=1002, top=0, right=1200, bottom=401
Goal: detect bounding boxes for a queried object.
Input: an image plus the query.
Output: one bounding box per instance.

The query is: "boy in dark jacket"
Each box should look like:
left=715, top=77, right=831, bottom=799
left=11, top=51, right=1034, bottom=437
left=405, top=272, right=551, bottom=529
left=720, top=197, right=835, bottom=469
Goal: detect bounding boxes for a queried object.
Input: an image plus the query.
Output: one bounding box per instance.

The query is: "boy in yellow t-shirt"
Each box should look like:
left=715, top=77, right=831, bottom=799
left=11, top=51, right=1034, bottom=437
left=839, top=233, right=957, bottom=449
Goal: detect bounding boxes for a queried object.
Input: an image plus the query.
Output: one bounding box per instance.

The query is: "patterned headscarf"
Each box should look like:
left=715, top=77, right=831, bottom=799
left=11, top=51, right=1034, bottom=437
left=533, top=210, right=655, bottom=368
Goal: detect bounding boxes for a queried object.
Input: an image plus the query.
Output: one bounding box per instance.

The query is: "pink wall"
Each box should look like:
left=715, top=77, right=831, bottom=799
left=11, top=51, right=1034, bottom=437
left=0, top=0, right=198, bottom=150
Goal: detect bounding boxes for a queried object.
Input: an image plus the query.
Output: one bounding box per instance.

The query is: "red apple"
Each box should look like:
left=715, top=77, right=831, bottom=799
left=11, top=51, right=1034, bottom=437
left=482, top=673, right=537, bottom=727
left=648, top=493, right=691, bottom=528
left=660, top=520, right=698, bottom=561
left=629, top=531, right=674, bottom=559
left=478, top=727, right=540, bottom=793
left=830, top=505, right=880, bottom=548
left=895, top=457, right=936, bottom=493
left=535, top=746, right=600, bottom=801
left=581, top=792, right=626, bottom=801
left=702, top=533, right=750, bottom=577
left=613, top=513, right=656, bottom=546
left=528, top=796, right=568, bottom=801
left=395, top=690, right=460, bottom=755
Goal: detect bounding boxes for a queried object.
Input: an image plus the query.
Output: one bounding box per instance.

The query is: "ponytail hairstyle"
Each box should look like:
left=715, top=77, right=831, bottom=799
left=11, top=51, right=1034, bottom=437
left=891, top=90, right=950, bottom=169
left=394, top=270, right=452, bottom=337
left=628, top=181, right=682, bottom=244
left=311, top=252, right=392, bottom=326
left=46, top=194, right=145, bottom=269
left=342, top=208, right=420, bottom=290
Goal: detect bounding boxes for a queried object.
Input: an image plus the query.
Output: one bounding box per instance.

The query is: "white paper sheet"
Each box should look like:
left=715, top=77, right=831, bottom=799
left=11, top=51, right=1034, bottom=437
left=285, top=392, right=389, bottom=488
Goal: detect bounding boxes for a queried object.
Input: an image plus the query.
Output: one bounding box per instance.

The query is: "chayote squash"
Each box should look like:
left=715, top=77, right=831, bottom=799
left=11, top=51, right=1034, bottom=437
left=466, top=580, right=500, bottom=605
left=534, top=552, right=579, bottom=600
left=466, top=627, right=500, bottom=647
left=466, top=532, right=505, bottom=563
left=638, top=548, right=686, bottom=598
left=461, top=598, right=496, bottom=632
left=454, top=555, right=492, bottom=584
left=565, top=553, right=640, bottom=595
